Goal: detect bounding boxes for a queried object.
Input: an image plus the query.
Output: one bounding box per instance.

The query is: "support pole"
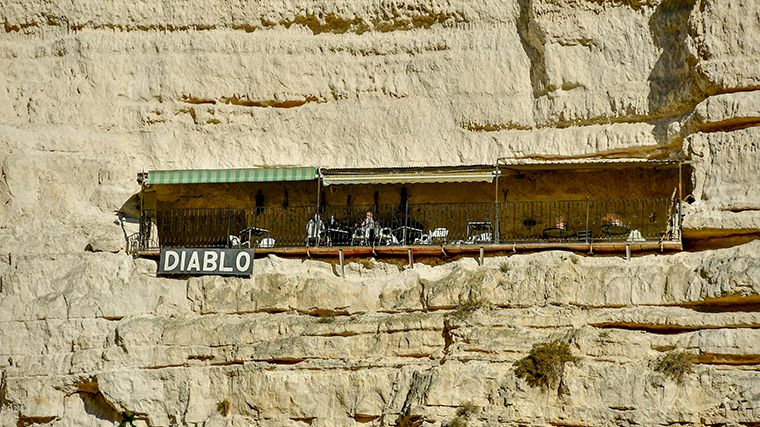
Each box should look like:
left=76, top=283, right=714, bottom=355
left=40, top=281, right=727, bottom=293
left=408, top=248, right=414, bottom=269
left=139, top=177, right=145, bottom=252
left=479, top=246, right=484, bottom=266
left=625, top=244, right=631, bottom=261
left=494, top=164, right=500, bottom=243
left=316, top=168, right=322, bottom=248
left=404, top=199, right=409, bottom=245
left=585, top=196, right=590, bottom=243
left=678, top=161, right=683, bottom=201
left=226, top=206, right=231, bottom=248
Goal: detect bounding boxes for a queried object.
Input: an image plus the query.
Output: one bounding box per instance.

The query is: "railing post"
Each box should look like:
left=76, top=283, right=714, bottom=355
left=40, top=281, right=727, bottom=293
left=404, top=199, right=409, bottom=245
left=315, top=206, right=320, bottom=248
left=494, top=200, right=500, bottom=244
left=676, top=198, right=682, bottom=242
left=585, top=197, right=590, bottom=243
left=226, top=206, right=231, bottom=248
left=138, top=210, right=145, bottom=252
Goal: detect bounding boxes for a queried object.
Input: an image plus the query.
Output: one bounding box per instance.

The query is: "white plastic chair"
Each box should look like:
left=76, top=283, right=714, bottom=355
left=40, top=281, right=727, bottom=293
left=259, top=238, right=275, bottom=248
left=430, top=228, right=449, bottom=244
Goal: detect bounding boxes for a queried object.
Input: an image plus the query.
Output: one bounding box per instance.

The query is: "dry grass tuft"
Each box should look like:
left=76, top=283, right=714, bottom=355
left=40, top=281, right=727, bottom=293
left=654, top=351, right=694, bottom=384
left=217, top=399, right=231, bottom=416
left=514, top=339, right=580, bottom=390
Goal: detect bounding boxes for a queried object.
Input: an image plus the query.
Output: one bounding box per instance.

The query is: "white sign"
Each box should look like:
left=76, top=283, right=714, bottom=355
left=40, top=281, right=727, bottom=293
left=159, top=248, right=253, bottom=276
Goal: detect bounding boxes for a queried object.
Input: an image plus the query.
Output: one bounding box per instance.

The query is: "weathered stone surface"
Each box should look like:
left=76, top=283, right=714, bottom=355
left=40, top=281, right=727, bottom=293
left=683, top=127, right=760, bottom=236
left=3, top=0, right=760, bottom=425
left=1, top=243, right=760, bottom=425
left=689, top=0, right=760, bottom=91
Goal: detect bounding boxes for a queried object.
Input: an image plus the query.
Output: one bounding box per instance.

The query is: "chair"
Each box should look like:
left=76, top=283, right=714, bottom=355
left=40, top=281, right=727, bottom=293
left=413, top=234, right=431, bottom=245
left=467, top=232, right=492, bottom=244
left=258, top=238, right=275, bottom=248
left=305, top=216, right=326, bottom=246
left=576, top=229, right=592, bottom=242
left=466, top=221, right=492, bottom=244
left=377, top=227, right=398, bottom=245
left=430, top=228, right=449, bottom=244
left=351, top=228, right=365, bottom=246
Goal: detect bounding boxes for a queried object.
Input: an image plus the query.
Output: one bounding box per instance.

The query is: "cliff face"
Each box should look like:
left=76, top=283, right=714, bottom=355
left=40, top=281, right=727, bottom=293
left=1, top=1, right=759, bottom=426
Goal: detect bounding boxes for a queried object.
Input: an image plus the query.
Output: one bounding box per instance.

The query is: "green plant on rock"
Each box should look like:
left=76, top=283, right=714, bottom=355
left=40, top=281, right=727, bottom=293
left=514, top=339, right=580, bottom=390
left=450, top=287, right=488, bottom=320
left=118, top=411, right=136, bottom=427
left=654, top=351, right=694, bottom=384
left=316, top=313, right=336, bottom=323
left=445, top=416, right=468, bottom=427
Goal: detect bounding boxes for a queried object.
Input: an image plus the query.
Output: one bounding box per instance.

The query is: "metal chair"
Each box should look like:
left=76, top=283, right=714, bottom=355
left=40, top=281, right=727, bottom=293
left=377, top=227, right=398, bottom=245
left=576, top=229, right=592, bottom=242
left=351, top=227, right=366, bottom=246
left=305, top=215, right=327, bottom=246
left=466, top=221, right=493, bottom=244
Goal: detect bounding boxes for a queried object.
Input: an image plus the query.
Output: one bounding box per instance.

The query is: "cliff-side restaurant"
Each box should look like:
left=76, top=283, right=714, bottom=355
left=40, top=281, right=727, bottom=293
left=130, top=159, right=685, bottom=262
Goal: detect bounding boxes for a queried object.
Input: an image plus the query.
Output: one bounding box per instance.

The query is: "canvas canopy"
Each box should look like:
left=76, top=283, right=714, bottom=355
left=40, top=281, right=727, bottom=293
left=144, top=167, right=317, bottom=185
left=321, top=168, right=496, bottom=186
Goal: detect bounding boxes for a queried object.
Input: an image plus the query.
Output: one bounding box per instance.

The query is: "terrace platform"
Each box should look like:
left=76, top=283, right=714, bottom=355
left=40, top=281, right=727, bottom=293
left=136, top=240, right=682, bottom=260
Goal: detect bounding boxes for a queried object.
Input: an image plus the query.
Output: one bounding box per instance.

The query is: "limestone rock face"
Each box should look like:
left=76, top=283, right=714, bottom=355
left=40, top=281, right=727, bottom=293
left=2, top=0, right=760, bottom=425
left=1, top=246, right=760, bottom=426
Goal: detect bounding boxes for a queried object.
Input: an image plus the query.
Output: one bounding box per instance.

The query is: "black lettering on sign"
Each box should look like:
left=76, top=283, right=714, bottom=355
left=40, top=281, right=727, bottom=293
left=159, top=248, right=253, bottom=277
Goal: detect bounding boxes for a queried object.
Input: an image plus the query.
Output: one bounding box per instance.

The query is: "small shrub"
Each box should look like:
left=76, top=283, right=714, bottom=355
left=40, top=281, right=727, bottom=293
left=654, top=351, right=693, bottom=383
left=514, top=339, right=580, bottom=390
left=446, top=417, right=468, bottom=427
left=316, top=313, right=336, bottom=324
left=356, top=258, right=376, bottom=270
left=217, top=399, right=231, bottom=416
left=455, top=401, right=478, bottom=418
left=118, top=411, right=136, bottom=427
left=395, top=414, right=422, bottom=427
left=451, top=292, right=487, bottom=320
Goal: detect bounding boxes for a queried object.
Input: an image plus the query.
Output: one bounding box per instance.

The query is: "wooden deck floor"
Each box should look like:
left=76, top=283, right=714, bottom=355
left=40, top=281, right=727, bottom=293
left=137, top=240, right=682, bottom=259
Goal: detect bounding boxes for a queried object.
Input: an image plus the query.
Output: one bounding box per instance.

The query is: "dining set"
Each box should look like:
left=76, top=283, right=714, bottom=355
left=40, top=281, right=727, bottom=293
left=302, top=216, right=494, bottom=247
left=542, top=222, right=631, bottom=241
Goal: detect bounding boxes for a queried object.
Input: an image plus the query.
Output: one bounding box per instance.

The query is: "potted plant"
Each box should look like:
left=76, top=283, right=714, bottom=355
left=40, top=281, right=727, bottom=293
left=603, top=213, right=623, bottom=226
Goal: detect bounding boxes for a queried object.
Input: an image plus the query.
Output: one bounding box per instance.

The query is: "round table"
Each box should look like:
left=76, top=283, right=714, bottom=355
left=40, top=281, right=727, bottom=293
left=543, top=227, right=575, bottom=239
left=601, top=223, right=630, bottom=238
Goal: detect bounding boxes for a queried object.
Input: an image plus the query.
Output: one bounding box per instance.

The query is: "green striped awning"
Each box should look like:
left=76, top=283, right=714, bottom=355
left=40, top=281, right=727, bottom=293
left=146, top=167, right=317, bottom=185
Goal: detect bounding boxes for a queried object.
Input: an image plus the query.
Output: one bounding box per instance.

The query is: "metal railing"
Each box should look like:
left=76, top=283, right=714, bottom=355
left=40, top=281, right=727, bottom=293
left=132, top=197, right=680, bottom=253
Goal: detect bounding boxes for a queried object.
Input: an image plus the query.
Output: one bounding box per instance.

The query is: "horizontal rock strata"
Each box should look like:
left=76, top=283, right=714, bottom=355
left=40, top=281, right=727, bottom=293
left=1, top=0, right=760, bottom=425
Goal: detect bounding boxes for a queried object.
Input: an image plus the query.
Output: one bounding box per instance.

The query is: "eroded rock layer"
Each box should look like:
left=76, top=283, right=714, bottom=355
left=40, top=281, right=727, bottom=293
left=1, top=0, right=760, bottom=425
left=2, top=246, right=760, bottom=426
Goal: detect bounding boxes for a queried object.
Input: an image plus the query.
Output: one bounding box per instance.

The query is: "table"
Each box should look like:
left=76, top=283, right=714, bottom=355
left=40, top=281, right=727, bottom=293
left=395, top=226, right=423, bottom=245
left=543, top=227, right=574, bottom=239
left=601, top=223, right=630, bottom=238
left=467, top=221, right=493, bottom=243
left=239, top=227, right=269, bottom=247
left=327, top=228, right=350, bottom=245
